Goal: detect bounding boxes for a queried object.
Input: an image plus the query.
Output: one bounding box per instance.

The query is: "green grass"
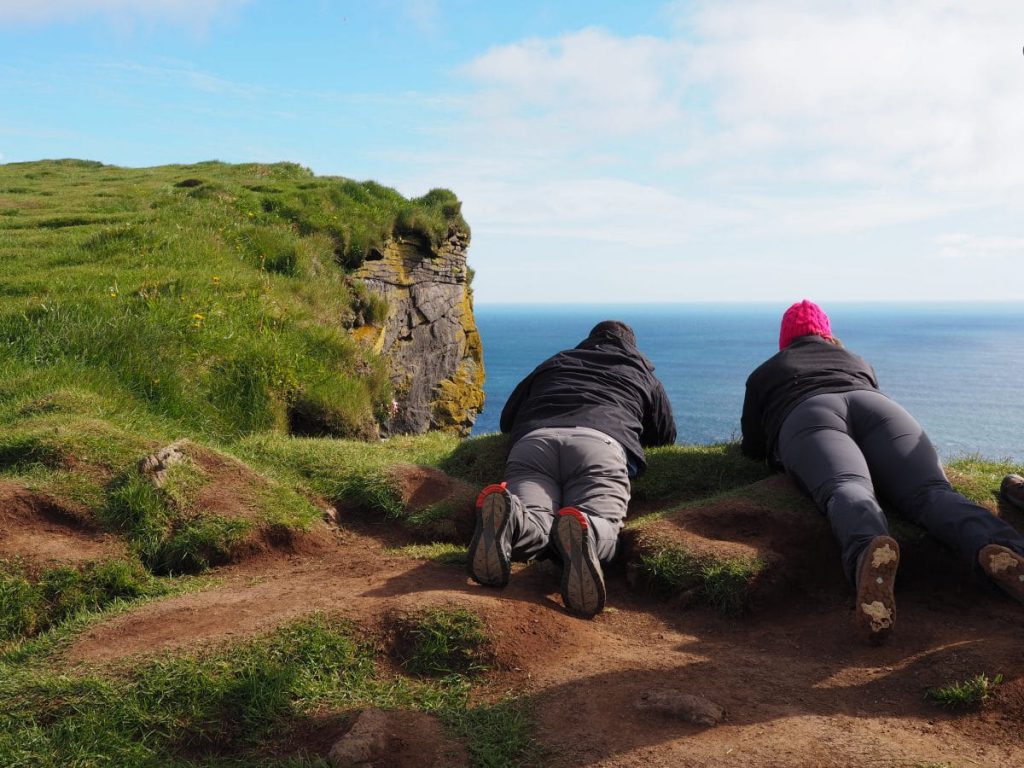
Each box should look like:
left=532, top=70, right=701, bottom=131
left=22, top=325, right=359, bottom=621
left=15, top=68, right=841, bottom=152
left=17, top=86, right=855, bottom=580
left=444, top=697, right=539, bottom=768
left=439, top=432, right=509, bottom=485
left=233, top=430, right=458, bottom=499
left=635, top=546, right=764, bottom=616
left=387, top=542, right=468, bottom=565
left=946, top=456, right=1024, bottom=505
left=925, top=673, right=1003, bottom=710
left=0, top=558, right=163, bottom=642
left=390, top=607, right=493, bottom=678
left=632, top=442, right=772, bottom=505
left=0, top=611, right=531, bottom=767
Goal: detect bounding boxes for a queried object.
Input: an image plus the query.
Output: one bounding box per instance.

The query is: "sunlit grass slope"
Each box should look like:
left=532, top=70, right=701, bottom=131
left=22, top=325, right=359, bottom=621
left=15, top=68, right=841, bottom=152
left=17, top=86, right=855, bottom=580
left=0, top=158, right=467, bottom=441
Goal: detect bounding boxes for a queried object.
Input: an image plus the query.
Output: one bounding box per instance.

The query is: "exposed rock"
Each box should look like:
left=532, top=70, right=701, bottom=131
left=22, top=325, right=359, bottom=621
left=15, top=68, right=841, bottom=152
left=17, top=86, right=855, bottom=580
left=328, top=707, right=469, bottom=767
left=354, top=230, right=483, bottom=436
left=634, top=689, right=726, bottom=726
left=328, top=708, right=388, bottom=766
left=137, top=439, right=189, bottom=487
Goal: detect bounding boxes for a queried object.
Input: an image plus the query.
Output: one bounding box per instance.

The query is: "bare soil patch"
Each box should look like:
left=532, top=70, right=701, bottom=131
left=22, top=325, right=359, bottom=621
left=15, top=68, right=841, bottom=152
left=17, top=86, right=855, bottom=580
left=0, top=480, right=127, bottom=566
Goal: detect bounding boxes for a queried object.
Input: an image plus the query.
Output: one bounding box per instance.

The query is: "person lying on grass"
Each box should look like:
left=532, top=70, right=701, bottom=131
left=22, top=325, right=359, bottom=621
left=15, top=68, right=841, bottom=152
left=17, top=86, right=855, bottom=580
left=468, top=320, right=676, bottom=618
left=741, top=300, right=1024, bottom=644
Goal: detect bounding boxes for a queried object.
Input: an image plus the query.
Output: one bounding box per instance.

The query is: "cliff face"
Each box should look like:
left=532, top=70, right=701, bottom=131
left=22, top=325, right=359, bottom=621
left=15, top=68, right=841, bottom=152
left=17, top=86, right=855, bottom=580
left=354, top=229, right=484, bottom=436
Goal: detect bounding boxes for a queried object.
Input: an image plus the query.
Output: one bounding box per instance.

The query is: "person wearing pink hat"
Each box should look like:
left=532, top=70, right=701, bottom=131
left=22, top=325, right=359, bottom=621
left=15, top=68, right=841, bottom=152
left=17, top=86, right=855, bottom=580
left=741, top=300, right=1024, bottom=644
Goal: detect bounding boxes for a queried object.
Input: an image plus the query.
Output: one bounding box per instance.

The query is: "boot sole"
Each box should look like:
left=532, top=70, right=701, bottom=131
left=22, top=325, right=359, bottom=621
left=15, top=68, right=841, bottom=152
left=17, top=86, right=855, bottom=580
left=1000, top=475, right=1024, bottom=511
left=468, top=491, right=511, bottom=587
left=854, top=535, right=899, bottom=645
left=979, top=544, right=1024, bottom=604
left=554, top=512, right=606, bottom=618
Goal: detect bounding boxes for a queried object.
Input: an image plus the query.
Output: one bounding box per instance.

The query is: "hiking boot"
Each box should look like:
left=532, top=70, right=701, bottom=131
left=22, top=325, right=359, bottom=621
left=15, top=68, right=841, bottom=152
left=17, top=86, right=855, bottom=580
left=467, top=483, right=513, bottom=588
left=552, top=507, right=606, bottom=618
left=853, top=535, right=900, bottom=645
left=1000, top=474, right=1024, bottom=511
left=978, top=544, right=1024, bottom=605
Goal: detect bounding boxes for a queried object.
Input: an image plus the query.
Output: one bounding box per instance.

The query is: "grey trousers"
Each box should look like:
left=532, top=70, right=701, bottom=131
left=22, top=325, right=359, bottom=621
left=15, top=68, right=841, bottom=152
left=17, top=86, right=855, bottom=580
left=778, top=390, right=1024, bottom=582
left=504, top=426, right=631, bottom=564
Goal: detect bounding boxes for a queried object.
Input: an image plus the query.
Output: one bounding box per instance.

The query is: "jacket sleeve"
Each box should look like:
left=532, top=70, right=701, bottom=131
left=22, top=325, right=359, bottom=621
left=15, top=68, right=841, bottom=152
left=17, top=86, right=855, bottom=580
left=867, top=362, right=879, bottom=389
left=641, top=379, right=677, bottom=447
left=499, top=371, right=535, bottom=434
left=740, top=375, right=767, bottom=460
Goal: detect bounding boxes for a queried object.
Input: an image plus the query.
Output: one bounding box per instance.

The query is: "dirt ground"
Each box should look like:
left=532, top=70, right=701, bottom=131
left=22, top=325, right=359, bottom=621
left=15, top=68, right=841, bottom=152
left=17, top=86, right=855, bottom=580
left=59, top=500, right=1024, bottom=768
left=0, top=481, right=128, bottom=566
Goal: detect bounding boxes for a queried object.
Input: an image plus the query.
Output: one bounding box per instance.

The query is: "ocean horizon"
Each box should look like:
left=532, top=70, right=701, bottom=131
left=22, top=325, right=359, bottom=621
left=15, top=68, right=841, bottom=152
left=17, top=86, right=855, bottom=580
left=472, top=302, right=1024, bottom=463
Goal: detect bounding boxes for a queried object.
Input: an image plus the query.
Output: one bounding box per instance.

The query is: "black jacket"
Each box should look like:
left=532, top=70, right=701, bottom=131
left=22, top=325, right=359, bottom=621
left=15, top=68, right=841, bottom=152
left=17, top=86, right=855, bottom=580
left=499, top=329, right=677, bottom=475
left=741, top=335, right=879, bottom=461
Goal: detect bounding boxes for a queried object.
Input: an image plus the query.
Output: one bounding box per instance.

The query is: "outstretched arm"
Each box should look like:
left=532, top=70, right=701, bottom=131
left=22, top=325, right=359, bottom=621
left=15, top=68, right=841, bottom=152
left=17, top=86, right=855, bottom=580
left=642, top=380, right=677, bottom=447
left=499, top=372, right=535, bottom=434
left=740, top=378, right=766, bottom=460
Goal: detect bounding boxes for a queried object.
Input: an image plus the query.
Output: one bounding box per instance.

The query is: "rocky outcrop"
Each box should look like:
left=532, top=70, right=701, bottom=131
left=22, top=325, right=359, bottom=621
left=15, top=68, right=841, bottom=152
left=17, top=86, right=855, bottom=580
left=353, top=229, right=484, bottom=436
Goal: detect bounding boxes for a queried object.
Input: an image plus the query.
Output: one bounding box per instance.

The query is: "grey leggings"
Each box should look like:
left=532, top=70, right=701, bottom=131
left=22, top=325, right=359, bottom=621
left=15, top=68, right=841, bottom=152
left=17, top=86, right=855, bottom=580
left=504, top=427, right=631, bottom=564
left=778, top=390, right=1024, bottom=582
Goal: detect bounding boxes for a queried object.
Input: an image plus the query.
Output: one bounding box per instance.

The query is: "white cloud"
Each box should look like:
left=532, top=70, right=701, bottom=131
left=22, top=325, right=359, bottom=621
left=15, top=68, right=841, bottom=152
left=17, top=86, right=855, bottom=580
left=683, top=1, right=1024, bottom=193
left=461, top=28, right=688, bottom=143
left=0, top=0, right=250, bottom=28
left=454, top=2, right=1024, bottom=196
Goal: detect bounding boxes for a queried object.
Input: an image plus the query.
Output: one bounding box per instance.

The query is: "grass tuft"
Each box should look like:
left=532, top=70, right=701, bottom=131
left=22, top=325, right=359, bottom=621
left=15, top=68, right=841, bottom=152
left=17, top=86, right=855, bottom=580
left=925, top=673, right=1003, bottom=710
left=444, top=697, right=539, bottom=768
left=388, top=542, right=468, bottom=565
left=390, top=607, right=493, bottom=678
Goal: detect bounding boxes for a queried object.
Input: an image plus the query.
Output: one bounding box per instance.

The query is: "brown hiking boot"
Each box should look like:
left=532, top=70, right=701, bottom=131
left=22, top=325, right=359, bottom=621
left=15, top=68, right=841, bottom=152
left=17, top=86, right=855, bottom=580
left=1000, top=474, right=1024, bottom=511
left=854, top=535, right=900, bottom=645
left=978, top=544, right=1024, bottom=605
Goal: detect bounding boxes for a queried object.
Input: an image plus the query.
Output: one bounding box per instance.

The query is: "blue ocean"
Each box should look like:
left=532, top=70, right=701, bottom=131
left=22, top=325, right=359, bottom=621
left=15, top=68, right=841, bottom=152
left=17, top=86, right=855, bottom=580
left=472, top=304, right=1024, bottom=462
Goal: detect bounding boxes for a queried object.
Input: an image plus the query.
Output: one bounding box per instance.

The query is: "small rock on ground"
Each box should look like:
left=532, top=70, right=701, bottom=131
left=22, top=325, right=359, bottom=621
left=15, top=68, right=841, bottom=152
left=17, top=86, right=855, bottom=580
left=328, top=708, right=388, bottom=767
left=328, top=707, right=469, bottom=767
left=634, top=689, right=726, bottom=726
left=138, top=439, right=190, bottom=487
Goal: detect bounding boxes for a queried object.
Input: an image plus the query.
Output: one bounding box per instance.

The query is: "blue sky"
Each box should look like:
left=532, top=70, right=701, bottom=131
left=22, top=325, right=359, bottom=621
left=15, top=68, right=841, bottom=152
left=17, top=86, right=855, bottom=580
left=3, top=0, right=1024, bottom=304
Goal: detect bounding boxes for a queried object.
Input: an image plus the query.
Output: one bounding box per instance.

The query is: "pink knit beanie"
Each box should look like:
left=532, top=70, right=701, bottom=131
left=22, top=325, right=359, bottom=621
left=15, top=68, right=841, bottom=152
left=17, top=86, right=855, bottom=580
left=779, top=300, right=832, bottom=349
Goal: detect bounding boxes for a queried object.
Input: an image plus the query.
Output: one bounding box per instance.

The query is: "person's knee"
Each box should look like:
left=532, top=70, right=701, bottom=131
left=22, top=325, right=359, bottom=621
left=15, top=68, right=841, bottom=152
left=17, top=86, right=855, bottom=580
left=825, top=479, right=882, bottom=517
left=815, top=474, right=874, bottom=508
